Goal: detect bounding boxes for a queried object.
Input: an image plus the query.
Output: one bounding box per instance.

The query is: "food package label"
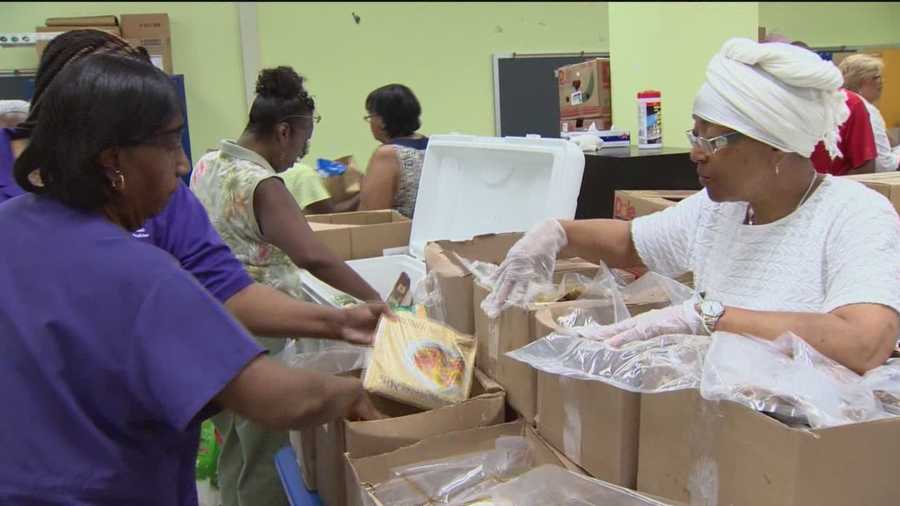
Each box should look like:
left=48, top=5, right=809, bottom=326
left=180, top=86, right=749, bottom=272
left=364, top=312, right=477, bottom=410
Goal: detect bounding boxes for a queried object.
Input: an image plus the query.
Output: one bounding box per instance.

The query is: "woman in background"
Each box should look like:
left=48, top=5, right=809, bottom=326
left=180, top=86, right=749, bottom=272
left=357, top=84, right=429, bottom=218
left=840, top=53, right=899, bottom=172
left=190, top=66, right=381, bottom=506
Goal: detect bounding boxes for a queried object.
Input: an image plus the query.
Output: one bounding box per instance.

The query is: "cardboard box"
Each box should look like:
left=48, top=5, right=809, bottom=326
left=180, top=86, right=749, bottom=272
left=45, top=15, right=118, bottom=26
left=35, top=25, right=121, bottom=59
left=120, top=13, right=172, bottom=74
left=307, top=210, right=411, bottom=260
left=425, top=233, right=598, bottom=335
left=613, top=190, right=696, bottom=221
left=345, top=421, right=580, bottom=506
left=846, top=172, right=900, bottom=214
left=472, top=270, right=601, bottom=424
left=557, top=58, right=612, bottom=121
left=315, top=369, right=505, bottom=506
left=637, top=389, right=900, bottom=506
left=561, top=114, right=612, bottom=133
left=287, top=427, right=317, bottom=490
left=537, top=371, right=640, bottom=488
left=322, top=155, right=362, bottom=203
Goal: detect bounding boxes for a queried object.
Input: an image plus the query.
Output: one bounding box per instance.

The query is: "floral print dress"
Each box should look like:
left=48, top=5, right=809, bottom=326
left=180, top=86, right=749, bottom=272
left=191, top=140, right=329, bottom=354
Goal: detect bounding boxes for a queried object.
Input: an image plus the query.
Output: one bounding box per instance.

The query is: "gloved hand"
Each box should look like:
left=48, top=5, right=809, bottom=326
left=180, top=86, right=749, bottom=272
left=580, top=299, right=704, bottom=347
left=481, top=219, right=568, bottom=318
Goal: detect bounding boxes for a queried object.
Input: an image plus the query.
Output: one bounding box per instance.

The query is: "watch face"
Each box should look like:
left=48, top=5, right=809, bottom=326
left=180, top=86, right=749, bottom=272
left=701, top=300, right=725, bottom=317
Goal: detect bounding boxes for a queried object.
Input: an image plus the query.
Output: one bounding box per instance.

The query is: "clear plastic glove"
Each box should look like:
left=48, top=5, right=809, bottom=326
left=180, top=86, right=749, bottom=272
left=581, top=299, right=704, bottom=347
left=481, top=219, right=568, bottom=318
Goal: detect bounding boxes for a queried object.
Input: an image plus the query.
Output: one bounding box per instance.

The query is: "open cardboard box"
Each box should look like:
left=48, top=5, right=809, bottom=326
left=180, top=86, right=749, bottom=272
left=424, top=232, right=598, bottom=336
left=537, top=370, right=641, bottom=489
left=307, top=210, right=411, bottom=261
left=612, top=190, right=697, bottom=287
left=613, top=190, right=697, bottom=221
left=345, top=420, right=581, bottom=506
left=471, top=273, right=605, bottom=425
left=315, top=369, right=505, bottom=506
left=846, top=171, right=900, bottom=214
left=637, top=388, right=900, bottom=506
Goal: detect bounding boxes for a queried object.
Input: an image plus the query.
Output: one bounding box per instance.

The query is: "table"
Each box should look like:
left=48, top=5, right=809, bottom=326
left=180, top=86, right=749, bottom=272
left=575, top=146, right=701, bottom=219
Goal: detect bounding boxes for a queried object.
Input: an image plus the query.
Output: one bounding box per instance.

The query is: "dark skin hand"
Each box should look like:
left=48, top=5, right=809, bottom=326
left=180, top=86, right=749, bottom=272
left=254, top=177, right=380, bottom=302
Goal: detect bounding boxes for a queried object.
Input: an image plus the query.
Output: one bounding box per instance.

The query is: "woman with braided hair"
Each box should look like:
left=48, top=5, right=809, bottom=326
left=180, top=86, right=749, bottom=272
left=190, top=65, right=383, bottom=506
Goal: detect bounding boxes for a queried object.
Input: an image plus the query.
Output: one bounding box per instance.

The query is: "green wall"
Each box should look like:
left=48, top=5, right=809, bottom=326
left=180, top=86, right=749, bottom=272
left=760, top=2, right=900, bottom=47
left=4, top=2, right=900, bottom=162
left=608, top=2, right=759, bottom=148
left=2, top=2, right=246, bottom=157
left=256, top=2, right=609, bottom=166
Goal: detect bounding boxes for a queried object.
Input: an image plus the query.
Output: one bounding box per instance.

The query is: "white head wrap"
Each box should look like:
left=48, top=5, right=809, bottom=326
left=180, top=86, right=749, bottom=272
left=0, top=100, right=30, bottom=116
left=693, top=38, right=849, bottom=158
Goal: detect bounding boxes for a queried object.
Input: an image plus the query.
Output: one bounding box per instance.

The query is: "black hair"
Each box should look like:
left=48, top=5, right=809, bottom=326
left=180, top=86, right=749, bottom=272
left=365, top=84, right=421, bottom=138
left=19, top=29, right=150, bottom=135
left=14, top=54, right=182, bottom=210
left=246, top=66, right=315, bottom=136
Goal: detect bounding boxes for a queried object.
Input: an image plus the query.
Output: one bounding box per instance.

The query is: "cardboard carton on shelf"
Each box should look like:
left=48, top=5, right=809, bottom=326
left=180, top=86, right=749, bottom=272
left=35, top=25, right=121, bottom=58
left=120, top=13, right=172, bottom=74
left=557, top=58, right=612, bottom=122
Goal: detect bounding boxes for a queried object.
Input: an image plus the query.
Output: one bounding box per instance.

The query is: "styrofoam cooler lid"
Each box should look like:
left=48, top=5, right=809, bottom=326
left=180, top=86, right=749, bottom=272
left=409, top=134, right=585, bottom=260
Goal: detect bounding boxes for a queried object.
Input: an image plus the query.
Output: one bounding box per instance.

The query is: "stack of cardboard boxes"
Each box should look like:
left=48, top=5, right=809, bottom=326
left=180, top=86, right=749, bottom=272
left=557, top=58, right=612, bottom=133
left=35, top=13, right=172, bottom=74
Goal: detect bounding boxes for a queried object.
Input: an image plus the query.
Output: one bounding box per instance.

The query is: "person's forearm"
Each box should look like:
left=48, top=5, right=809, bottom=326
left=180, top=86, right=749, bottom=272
left=558, top=219, right=644, bottom=268
left=220, top=357, right=367, bottom=431
left=717, top=306, right=891, bottom=374
left=331, top=193, right=360, bottom=213
left=225, top=283, right=350, bottom=339
left=309, top=259, right=381, bottom=302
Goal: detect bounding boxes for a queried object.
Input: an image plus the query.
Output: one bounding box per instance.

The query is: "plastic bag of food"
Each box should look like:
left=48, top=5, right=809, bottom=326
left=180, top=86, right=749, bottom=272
left=369, top=436, right=532, bottom=506
left=414, top=270, right=449, bottom=323
left=620, top=271, right=695, bottom=316
left=278, top=339, right=370, bottom=375
left=700, top=332, right=888, bottom=428
left=507, top=332, right=710, bottom=394
left=451, top=464, right=670, bottom=506
left=862, top=358, right=900, bottom=414
left=363, top=312, right=477, bottom=409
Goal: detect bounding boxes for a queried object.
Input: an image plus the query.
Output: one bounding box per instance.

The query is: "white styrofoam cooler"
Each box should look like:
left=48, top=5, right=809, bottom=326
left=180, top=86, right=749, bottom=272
left=301, top=134, right=585, bottom=307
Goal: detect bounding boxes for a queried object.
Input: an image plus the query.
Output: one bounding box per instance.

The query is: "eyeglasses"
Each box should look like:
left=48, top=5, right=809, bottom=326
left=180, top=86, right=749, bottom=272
left=363, top=114, right=377, bottom=122
left=685, top=130, right=741, bottom=155
left=280, top=114, right=321, bottom=125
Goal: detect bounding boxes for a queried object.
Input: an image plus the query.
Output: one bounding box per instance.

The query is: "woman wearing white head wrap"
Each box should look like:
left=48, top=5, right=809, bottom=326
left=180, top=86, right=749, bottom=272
left=485, top=38, right=900, bottom=374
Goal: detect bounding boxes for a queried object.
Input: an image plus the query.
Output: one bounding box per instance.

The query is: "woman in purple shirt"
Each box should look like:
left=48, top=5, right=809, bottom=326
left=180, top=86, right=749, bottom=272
left=0, top=53, right=383, bottom=505
left=0, top=29, right=383, bottom=346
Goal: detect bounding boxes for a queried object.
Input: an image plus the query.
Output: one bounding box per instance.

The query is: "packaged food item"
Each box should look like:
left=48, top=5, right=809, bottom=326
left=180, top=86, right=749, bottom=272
left=364, top=312, right=477, bottom=409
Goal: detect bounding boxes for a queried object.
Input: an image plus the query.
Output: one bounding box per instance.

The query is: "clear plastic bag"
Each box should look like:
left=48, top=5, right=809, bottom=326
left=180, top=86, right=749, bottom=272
left=369, top=436, right=533, bottom=506
left=862, top=358, right=900, bottom=415
left=700, top=332, right=888, bottom=428
left=450, top=464, right=670, bottom=506
left=278, top=339, right=370, bottom=375
left=506, top=332, right=710, bottom=394
left=620, top=271, right=695, bottom=315
left=414, top=270, right=449, bottom=324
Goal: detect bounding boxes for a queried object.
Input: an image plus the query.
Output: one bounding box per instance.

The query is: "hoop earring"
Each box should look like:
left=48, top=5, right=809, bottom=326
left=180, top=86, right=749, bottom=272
left=112, top=170, right=126, bottom=191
